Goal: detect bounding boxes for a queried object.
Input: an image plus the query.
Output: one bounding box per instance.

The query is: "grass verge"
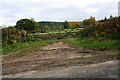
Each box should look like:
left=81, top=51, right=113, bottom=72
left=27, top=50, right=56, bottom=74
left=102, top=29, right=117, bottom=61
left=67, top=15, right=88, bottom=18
left=62, top=37, right=120, bottom=50
left=2, top=37, right=120, bottom=55
left=2, top=39, right=59, bottom=55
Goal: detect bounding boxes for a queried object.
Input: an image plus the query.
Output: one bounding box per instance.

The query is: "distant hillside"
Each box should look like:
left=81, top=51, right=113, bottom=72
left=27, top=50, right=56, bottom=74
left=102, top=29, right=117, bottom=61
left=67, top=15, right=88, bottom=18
left=38, top=21, right=64, bottom=29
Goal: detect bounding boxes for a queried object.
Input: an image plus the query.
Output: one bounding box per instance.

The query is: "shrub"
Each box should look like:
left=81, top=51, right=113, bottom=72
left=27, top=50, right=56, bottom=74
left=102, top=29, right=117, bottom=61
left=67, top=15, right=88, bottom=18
left=80, top=16, right=120, bottom=40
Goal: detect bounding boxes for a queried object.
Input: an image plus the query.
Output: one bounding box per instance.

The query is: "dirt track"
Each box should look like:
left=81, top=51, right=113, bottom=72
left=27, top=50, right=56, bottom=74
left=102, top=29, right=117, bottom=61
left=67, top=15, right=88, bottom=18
left=2, top=42, right=119, bottom=78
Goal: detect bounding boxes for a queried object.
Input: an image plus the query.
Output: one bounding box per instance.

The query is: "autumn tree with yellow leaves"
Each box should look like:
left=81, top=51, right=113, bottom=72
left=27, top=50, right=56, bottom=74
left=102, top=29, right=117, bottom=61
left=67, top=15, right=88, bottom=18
left=68, top=21, right=80, bottom=29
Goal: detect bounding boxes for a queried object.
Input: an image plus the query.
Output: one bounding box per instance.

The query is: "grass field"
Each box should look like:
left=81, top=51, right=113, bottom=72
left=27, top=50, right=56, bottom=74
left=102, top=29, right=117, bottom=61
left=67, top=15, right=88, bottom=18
left=33, top=28, right=83, bottom=35
left=2, top=28, right=83, bottom=55
left=2, top=36, right=120, bottom=55
left=2, top=39, right=59, bottom=55
left=62, top=38, right=120, bottom=50
left=2, top=28, right=119, bottom=55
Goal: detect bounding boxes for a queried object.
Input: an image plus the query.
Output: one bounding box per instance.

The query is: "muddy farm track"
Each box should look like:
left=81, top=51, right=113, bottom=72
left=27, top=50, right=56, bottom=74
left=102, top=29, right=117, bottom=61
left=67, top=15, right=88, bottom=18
left=2, top=42, right=119, bottom=78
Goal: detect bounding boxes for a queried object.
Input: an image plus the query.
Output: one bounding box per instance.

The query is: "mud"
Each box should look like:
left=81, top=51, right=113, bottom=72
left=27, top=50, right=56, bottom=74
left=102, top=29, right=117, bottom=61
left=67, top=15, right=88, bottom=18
left=2, top=42, right=119, bottom=78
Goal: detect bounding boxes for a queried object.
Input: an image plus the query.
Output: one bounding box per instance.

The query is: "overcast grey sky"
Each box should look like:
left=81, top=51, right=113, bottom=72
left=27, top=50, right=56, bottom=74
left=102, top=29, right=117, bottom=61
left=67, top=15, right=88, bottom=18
left=0, top=0, right=119, bottom=26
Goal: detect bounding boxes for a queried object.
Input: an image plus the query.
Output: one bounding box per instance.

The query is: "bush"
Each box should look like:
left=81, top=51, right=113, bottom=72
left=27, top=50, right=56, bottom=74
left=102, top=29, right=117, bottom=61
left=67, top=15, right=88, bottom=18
left=2, top=27, right=27, bottom=45
left=80, top=26, right=96, bottom=37
left=80, top=16, right=120, bottom=40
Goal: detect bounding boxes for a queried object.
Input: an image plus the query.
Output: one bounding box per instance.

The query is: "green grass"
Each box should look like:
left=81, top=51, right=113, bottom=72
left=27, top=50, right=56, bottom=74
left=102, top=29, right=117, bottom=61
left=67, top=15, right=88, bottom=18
left=3, top=34, right=119, bottom=55
left=33, top=28, right=83, bottom=35
left=2, top=39, right=59, bottom=55
left=2, top=28, right=82, bottom=55
left=62, top=38, right=120, bottom=50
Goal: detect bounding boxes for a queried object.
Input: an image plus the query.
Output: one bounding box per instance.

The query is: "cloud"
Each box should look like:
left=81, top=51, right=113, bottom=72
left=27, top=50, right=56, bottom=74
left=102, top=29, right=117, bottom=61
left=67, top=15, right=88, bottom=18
left=0, top=0, right=119, bottom=26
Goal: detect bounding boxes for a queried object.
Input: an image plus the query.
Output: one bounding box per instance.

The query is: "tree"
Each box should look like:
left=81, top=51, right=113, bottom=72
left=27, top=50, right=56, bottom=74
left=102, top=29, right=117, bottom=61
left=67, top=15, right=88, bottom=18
left=83, top=17, right=96, bottom=26
left=68, top=22, right=80, bottom=29
left=63, top=20, right=69, bottom=29
left=15, top=18, right=39, bottom=32
left=110, top=15, right=113, bottom=19
left=104, top=17, right=107, bottom=21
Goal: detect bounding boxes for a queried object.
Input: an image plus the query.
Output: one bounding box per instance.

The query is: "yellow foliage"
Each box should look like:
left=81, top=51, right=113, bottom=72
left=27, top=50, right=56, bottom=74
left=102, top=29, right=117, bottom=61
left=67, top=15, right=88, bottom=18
left=68, top=22, right=80, bottom=28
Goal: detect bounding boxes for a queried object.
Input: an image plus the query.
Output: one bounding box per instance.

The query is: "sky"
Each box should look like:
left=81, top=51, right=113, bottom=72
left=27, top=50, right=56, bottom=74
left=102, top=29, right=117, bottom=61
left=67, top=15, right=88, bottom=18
left=0, top=0, right=119, bottom=26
